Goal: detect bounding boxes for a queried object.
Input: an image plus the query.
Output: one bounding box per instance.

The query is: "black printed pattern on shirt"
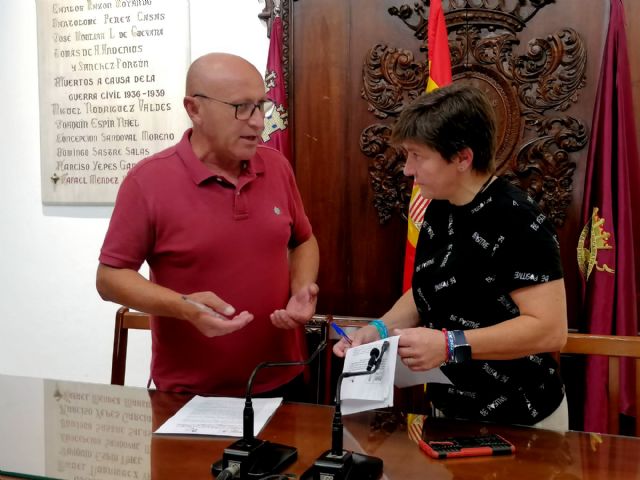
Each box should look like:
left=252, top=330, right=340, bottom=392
left=412, top=177, right=564, bottom=425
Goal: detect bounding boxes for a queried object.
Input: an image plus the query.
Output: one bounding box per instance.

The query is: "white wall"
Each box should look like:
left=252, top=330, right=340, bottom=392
left=0, top=0, right=269, bottom=386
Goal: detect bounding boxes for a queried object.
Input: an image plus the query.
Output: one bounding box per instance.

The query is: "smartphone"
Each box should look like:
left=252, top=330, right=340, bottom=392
left=419, top=433, right=515, bottom=459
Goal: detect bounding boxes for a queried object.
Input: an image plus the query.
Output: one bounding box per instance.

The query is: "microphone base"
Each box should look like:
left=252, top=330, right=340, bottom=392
left=211, top=438, right=297, bottom=479
left=300, top=449, right=383, bottom=480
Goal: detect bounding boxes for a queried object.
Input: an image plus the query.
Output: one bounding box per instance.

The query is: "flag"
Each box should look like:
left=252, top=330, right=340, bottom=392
left=262, top=15, right=291, bottom=160
left=407, top=413, right=426, bottom=445
left=402, top=0, right=452, bottom=291
left=578, top=0, right=640, bottom=434
left=262, top=14, right=312, bottom=393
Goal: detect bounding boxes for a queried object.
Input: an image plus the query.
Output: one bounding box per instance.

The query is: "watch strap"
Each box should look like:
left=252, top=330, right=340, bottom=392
left=450, top=330, right=472, bottom=363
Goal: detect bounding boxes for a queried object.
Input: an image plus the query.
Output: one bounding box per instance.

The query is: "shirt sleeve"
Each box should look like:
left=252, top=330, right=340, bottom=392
left=99, top=172, right=153, bottom=271
left=493, top=199, right=563, bottom=292
left=282, top=158, right=313, bottom=248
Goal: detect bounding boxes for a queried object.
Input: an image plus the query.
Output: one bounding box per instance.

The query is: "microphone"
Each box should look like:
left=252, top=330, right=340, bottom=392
left=366, top=348, right=380, bottom=371
left=211, top=336, right=327, bottom=480
left=301, top=341, right=389, bottom=480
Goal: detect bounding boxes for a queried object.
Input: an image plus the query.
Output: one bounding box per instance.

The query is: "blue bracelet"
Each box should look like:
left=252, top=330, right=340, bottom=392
left=446, top=331, right=456, bottom=363
left=370, top=319, right=388, bottom=339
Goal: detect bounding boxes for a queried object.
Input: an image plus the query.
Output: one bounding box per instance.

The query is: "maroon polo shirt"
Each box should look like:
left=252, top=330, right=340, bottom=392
left=100, top=129, right=313, bottom=395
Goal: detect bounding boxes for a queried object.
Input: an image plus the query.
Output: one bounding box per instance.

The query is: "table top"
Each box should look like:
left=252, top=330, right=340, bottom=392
left=0, top=374, right=638, bottom=479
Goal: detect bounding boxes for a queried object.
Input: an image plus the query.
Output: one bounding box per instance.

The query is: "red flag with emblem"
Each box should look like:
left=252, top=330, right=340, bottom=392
left=402, top=0, right=452, bottom=291
left=262, top=15, right=291, bottom=160
left=579, top=0, right=640, bottom=434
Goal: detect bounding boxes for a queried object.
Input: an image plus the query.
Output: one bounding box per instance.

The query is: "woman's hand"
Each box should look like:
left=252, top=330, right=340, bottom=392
left=332, top=324, right=381, bottom=357
left=395, top=327, right=447, bottom=370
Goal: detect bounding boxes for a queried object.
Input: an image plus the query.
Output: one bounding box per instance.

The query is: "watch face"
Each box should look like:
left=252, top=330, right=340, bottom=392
left=453, top=345, right=472, bottom=363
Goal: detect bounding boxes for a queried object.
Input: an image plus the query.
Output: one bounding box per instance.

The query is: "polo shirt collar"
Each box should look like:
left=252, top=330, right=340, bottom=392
left=176, top=128, right=266, bottom=185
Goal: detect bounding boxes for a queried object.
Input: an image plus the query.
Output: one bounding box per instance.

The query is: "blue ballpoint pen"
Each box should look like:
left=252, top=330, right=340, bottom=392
left=330, top=322, right=353, bottom=345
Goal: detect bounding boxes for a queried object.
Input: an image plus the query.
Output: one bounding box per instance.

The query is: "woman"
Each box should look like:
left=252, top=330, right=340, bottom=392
left=334, top=84, right=568, bottom=430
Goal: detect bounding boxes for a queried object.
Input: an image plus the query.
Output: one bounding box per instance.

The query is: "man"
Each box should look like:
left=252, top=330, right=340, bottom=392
left=97, top=53, right=319, bottom=397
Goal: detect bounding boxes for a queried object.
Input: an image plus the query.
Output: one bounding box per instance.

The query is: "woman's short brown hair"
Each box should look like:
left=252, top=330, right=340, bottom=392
left=391, top=83, right=497, bottom=173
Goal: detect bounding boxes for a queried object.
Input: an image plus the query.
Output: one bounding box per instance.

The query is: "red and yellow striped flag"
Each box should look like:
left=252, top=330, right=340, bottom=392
left=407, top=413, right=426, bottom=445
left=402, top=0, right=452, bottom=292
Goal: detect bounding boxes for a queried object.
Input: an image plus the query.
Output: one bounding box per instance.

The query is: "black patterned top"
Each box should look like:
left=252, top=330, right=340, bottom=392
left=413, top=177, right=565, bottom=425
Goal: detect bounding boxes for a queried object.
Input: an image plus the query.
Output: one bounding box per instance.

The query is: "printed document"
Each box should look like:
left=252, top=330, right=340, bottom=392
left=154, top=395, right=282, bottom=437
left=340, top=335, right=452, bottom=415
left=340, top=337, right=398, bottom=415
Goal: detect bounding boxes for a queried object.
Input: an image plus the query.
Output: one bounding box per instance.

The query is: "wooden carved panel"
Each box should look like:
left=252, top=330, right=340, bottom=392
left=289, top=0, right=607, bottom=323
left=361, top=0, right=588, bottom=227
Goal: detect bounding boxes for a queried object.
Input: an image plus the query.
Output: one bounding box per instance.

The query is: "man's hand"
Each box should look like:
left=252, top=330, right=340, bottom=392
left=270, top=283, right=319, bottom=329
left=182, top=292, right=253, bottom=338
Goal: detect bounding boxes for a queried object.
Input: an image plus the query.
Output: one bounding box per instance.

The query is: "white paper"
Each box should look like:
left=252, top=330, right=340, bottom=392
left=340, top=337, right=399, bottom=415
left=394, top=360, right=452, bottom=388
left=154, top=395, right=282, bottom=437
left=338, top=335, right=453, bottom=415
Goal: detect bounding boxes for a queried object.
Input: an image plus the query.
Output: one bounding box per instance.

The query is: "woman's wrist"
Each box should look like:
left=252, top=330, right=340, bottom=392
left=442, top=328, right=450, bottom=363
left=369, top=319, right=388, bottom=339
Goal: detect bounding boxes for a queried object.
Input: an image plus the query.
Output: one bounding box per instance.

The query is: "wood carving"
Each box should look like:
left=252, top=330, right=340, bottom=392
left=258, top=0, right=276, bottom=38
left=361, top=0, right=588, bottom=226
left=360, top=124, right=412, bottom=223
left=361, top=45, right=428, bottom=119
left=282, top=0, right=291, bottom=95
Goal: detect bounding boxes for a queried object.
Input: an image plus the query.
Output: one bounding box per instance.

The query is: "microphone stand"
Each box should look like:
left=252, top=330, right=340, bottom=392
left=212, top=338, right=327, bottom=480
left=301, top=341, right=389, bottom=480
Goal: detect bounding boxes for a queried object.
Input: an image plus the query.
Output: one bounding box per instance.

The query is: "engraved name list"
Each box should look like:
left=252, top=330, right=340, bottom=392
left=36, top=0, right=190, bottom=204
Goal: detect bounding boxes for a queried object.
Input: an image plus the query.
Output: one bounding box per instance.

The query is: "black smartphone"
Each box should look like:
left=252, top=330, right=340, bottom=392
left=419, top=433, right=515, bottom=459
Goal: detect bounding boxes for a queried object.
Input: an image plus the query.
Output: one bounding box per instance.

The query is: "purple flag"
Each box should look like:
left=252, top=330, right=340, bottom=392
left=579, top=0, right=640, bottom=434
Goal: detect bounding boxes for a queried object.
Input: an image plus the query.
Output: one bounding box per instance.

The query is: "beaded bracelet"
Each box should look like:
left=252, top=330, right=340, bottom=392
left=369, top=319, right=388, bottom=339
left=442, top=328, right=449, bottom=361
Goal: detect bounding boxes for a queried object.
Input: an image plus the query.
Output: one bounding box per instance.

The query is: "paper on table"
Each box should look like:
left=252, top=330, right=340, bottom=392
left=340, top=336, right=399, bottom=415
left=154, top=395, right=282, bottom=437
left=394, top=359, right=452, bottom=388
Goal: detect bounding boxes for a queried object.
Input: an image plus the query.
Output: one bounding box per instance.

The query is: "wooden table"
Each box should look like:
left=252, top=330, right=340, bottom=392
left=1, top=375, right=638, bottom=479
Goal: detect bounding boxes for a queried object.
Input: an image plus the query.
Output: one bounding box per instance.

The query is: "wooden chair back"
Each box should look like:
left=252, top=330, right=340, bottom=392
left=110, top=308, right=331, bottom=403
left=112, top=310, right=639, bottom=433
left=561, top=333, right=640, bottom=436
left=111, top=306, right=151, bottom=385
left=325, top=325, right=640, bottom=429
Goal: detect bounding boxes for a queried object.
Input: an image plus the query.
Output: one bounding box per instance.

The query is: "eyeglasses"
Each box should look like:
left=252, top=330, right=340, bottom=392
left=192, top=94, right=275, bottom=120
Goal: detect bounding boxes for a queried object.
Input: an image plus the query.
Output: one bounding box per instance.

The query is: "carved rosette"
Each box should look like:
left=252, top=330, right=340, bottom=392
left=360, top=45, right=427, bottom=222
left=360, top=0, right=588, bottom=226
left=361, top=44, right=427, bottom=119
left=503, top=116, right=586, bottom=227
left=360, top=124, right=412, bottom=223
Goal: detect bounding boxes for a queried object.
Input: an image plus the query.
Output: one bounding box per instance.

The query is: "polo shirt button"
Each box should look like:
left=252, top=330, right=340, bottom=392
left=236, top=191, right=240, bottom=196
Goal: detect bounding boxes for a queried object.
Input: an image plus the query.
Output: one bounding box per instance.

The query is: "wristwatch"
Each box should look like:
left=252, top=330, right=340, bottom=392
left=450, top=330, right=472, bottom=364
